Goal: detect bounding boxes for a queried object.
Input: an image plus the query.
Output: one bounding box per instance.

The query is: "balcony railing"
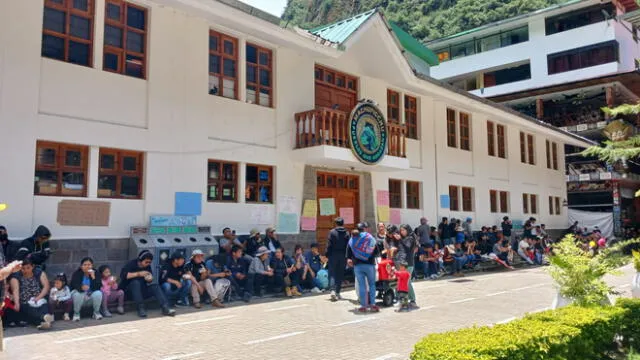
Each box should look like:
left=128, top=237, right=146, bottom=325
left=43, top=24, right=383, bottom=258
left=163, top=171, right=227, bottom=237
left=294, top=107, right=407, bottom=158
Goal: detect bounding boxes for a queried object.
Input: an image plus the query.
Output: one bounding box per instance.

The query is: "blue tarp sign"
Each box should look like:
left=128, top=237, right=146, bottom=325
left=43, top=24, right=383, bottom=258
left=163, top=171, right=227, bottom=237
left=440, top=195, right=450, bottom=209
left=175, top=192, right=202, bottom=216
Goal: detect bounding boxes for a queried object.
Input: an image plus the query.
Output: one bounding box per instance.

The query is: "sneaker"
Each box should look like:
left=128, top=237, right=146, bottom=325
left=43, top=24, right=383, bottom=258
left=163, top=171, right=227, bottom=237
left=102, top=309, right=113, bottom=318
left=336, top=293, right=343, bottom=300
left=311, top=287, right=322, bottom=294
left=212, top=299, right=225, bottom=308
left=243, top=293, right=251, bottom=303
left=72, top=314, right=80, bottom=322
left=175, top=300, right=188, bottom=307
left=369, top=305, right=381, bottom=313
left=409, top=301, right=420, bottom=310
left=137, top=305, right=147, bottom=318
left=162, top=307, right=176, bottom=317
left=357, top=306, right=368, bottom=313
left=93, top=313, right=103, bottom=320
left=116, top=306, right=125, bottom=315
left=18, top=321, right=28, bottom=327
left=37, top=321, right=51, bottom=330
left=43, top=314, right=54, bottom=324
left=285, top=287, right=293, bottom=297
left=291, top=287, right=302, bottom=297
left=330, top=291, right=337, bottom=302
left=63, top=313, right=70, bottom=321
left=194, top=302, right=202, bottom=309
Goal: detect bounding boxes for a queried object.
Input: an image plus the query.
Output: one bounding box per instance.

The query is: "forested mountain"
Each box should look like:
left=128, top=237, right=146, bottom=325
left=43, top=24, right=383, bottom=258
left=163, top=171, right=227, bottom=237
left=282, top=0, right=566, bottom=42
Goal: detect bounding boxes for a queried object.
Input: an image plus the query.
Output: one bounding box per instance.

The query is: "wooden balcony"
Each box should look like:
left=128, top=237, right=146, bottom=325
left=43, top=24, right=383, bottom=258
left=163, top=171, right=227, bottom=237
left=294, top=107, right=407, bottom=158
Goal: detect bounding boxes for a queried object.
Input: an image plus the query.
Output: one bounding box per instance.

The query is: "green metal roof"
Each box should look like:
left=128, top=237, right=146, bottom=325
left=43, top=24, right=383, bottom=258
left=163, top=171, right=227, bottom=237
left=389, top=22, right=439, bottom=66
left=310, top=9, right=439, bottom=66
left=310, top=9, right=377, bottom=44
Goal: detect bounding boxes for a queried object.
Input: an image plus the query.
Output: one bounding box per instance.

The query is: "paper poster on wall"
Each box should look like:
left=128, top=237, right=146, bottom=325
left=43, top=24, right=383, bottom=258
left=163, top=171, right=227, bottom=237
left=300, top=216, right=317, bottom=231
left=377, top=205, right=390, bottom=223
left=302, top=200, right=318, bottom=218
left=319, top=198, right=336, bottom=216
left=440, top=195, right=450, bottom=209
left=277, top=212, right=299, bottom=233
left=57, top=200, right=110, bottom=226
left=278, top=195, right=299, bottom=215
left=339, top=207, right=354, bottom=224
left=390, top=208, right=402, bottom=225
left=376, top=190, right=390, bottom=206
left=150, top=215, right=197, bottom=227
left=175, top=192, right=202, bottom=216
left=251, top=205, right=273, bottom=225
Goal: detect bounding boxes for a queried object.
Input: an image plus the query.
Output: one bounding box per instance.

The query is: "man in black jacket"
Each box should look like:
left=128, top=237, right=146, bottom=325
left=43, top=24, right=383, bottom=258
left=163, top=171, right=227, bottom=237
left=326, top=217, right=349, bottom=302
left=15, top=225, right=51, bottom=268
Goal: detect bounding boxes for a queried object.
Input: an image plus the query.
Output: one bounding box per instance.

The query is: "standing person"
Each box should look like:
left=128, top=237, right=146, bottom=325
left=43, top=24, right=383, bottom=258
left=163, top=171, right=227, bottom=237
left=326, top=217, right=349, bottom=302
left=159, top=251, right=191, bottom=307
left=395, top=224, right=419, bottom=309
left=462, top=218, right=473, bottom=241
left=347, top=223, right=380, bottom=313
left=376, top=223, right=387, bottom=250
left=98, top=265, right=125, bottom=316
left=438, top=218, right=452, bottom=245
left=14, top=225, right=51, bottom=269
left=119, top=250, right=176, bottom=318
left=415, top=218, right=431, bottom=246
left=395, top=261, right=411, bottom=311
left=501, top=217, right=512, bottom=242
left=69, top=257, right=103, bottom=321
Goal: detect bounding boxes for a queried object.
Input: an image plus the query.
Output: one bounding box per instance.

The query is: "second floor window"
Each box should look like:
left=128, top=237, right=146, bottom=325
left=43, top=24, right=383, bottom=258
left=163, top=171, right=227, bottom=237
left=520, top=132, right=535, bottom=165
left=246, top=43, right=273, bottom=107
left=42, top=0, right=95, bottom=66
left=405, top=95, right=418, bottom=140
left=447, top=108, right=471, bottom=151
left=387, top=90, right=400, bottom=124
left=103, top=0, right=147, bottom=79
left=98, top=148, right=144, bottom=199
left=546, top=140, right=559, bottom=170
left=209, top=31, right=238, bottom=99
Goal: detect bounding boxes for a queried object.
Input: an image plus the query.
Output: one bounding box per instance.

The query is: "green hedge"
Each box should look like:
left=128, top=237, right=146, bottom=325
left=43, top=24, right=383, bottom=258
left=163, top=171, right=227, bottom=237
left=411, top=299, right=640, bottom=360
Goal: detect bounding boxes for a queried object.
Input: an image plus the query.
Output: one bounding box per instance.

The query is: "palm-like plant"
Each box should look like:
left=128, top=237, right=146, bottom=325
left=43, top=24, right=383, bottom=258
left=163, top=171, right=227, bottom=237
left=548, top=236, right=638, bottom=306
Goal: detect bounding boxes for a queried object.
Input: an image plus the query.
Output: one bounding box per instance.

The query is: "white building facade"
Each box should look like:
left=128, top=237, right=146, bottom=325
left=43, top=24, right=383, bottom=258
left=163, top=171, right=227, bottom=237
left=428, top=0, right=640, bottom=98
left=0, top=0, right=590, bottom=268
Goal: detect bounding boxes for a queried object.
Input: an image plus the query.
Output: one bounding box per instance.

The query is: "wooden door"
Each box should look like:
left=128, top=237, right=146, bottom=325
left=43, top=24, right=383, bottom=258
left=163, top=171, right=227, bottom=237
left=316, top=172, right=360, bottom=252
left=314, top=65, right=357, bottom=113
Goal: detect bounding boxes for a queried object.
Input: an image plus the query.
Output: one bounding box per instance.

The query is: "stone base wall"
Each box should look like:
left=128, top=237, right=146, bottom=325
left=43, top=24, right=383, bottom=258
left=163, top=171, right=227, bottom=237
left=48, top=238, right=129, bottom=278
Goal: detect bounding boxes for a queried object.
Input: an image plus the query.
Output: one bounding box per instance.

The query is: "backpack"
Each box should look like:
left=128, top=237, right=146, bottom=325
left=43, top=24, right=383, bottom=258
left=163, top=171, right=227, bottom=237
left=349, top=233, right=376, bottom=262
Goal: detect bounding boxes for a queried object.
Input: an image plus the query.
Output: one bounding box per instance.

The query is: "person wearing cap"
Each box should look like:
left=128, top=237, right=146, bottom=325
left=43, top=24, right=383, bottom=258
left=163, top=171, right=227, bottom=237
left=245, top=228, right=265, bottom=258
left=246, top=246, right=274, bottom=301
left=185, top=249, right=225, bottom=308
left=160, top=251, right=191, bottom=307
left=119, top=250, right=175, bottom=318
left=264, top=227, right=283, bottom=253
left=326, top=217, right=349, bottom=301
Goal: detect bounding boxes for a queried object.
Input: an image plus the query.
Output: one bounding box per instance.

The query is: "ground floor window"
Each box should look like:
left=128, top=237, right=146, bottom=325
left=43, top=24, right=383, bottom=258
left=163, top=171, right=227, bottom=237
left=98, top=148, right=144, bottom=199
left=34, top=140, right=89, bottom=197
left=208, top=160, right=238, bottom=202
left=246, top=164, right=273, bottom=203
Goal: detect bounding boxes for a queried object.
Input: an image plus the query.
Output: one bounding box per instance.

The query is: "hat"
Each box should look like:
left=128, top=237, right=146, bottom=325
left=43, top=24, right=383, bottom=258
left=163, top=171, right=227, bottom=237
left=170, top=251, right=185, bottom=260
left=191, top=249, right=204, bottom=257
left=466, top=217, right=472, bottom=222
left=255, top=246, right=270, bottom=257
left=265, top=227, right=276, bottom=234
left=310, top=242, right=319, bottom=248
left=250, top=228, right=260, bottom=237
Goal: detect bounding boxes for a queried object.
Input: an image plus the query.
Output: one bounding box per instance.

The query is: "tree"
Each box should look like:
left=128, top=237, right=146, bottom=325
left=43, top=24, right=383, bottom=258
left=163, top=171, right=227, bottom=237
left=581, top=104, right=640, bottom=164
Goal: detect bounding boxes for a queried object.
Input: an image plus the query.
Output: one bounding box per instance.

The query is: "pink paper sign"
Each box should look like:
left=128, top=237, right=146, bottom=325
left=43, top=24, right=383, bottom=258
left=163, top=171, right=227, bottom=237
left=300, top=216, right=317, bottom=231
left=376, top=190, right=390, bottom=206
left=390, top=208, right=402, bottom=225
left=339, top=207, right=354, bottom=224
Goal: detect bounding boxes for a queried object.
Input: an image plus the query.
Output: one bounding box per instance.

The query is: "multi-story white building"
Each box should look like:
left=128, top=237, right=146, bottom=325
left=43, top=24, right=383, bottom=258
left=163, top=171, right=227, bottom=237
left=428, top=0, right=640, bottom=98
left=0, top=0, right=590, bottom=273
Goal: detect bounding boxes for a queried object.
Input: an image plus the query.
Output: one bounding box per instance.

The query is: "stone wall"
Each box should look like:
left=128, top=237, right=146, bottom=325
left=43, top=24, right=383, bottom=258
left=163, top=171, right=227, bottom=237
left=47, top=238, right=129, bottom=278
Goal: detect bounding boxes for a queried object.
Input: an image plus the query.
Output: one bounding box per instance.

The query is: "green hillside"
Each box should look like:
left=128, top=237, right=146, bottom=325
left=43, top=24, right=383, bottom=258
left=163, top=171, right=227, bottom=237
left=282, top=0, right=567, bottom=42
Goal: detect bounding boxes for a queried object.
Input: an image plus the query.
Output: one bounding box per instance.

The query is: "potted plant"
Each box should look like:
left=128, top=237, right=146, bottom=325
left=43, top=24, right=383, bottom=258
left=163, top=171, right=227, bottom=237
left=548, top=235, right=635, bottom=308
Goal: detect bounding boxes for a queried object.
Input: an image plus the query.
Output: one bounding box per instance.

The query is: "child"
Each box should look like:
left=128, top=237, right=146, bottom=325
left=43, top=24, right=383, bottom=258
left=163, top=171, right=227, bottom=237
left=98, top=265, right=124, bottom=317
left=48, top=273, right=72, bottom=321
left=395, top=261, right=410, bottom=311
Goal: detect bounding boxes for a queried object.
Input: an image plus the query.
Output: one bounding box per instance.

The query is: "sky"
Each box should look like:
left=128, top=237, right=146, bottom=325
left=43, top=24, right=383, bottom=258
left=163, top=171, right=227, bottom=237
left=239, top=0, right=287, bottom=17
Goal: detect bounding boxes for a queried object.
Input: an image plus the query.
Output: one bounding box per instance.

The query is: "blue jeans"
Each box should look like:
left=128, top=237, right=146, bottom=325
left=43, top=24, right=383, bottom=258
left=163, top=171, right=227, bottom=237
left=424, top=261, right=438, bottom=277
left=354, top=264, right=376, bottom=307
left=161, top=280, right=191, bottom=304
left=453, top=256, right=468, bottom=272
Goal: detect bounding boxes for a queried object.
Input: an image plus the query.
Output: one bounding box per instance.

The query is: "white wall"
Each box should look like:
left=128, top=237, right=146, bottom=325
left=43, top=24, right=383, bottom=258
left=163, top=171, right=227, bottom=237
left=0, top=0, right=578, bottom=241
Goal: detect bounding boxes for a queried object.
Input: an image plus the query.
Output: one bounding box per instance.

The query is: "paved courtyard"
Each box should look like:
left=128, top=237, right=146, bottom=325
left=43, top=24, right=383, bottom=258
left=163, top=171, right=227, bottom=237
left=2, top=265, right=636, bottom=360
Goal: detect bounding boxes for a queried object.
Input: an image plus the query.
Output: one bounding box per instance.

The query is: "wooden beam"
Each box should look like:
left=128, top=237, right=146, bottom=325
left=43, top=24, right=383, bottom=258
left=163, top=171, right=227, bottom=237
left=536, top=98, right=544, bottom=119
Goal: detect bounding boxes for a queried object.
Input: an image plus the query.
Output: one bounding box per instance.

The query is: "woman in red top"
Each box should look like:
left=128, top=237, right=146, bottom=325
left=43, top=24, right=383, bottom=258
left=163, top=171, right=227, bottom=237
left=394, top=261, right=410, bottom=311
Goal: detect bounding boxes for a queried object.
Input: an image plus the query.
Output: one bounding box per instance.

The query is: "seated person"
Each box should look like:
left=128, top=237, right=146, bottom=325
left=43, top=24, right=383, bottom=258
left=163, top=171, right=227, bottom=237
left=6, top=258, right=53, bottom=329
left=245, top=229, right=265, bottom=258
left=204, top=256, right=232, bottom=306
left=246, top=246, right=273, bottom=301
left=304, top=243, right=328, bottom=292
left=119, top=250, right=175, bottom=318
left=185, top=249, right=225, bottom=309
left=270, top=248, right=301, bottom=297
left=226, top=245, right=250, bottom=300
left=218, top=228, right=243, bottom=254
left=518, top=238, right=535, bottom=265
left=159, top=251, right=191, bottom=307
left=293, top=244, right=315, bottom=291
left=420, top=243, right=439, bottom=280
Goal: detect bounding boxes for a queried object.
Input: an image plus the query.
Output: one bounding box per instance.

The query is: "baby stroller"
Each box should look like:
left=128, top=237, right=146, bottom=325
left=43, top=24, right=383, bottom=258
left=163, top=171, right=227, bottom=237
left=375, top=258, right=396, bottom=307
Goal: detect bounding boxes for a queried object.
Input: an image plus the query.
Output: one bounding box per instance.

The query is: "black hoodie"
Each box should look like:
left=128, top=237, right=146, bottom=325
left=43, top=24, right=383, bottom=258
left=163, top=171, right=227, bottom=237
left=15, top=225, right=51, bottom=265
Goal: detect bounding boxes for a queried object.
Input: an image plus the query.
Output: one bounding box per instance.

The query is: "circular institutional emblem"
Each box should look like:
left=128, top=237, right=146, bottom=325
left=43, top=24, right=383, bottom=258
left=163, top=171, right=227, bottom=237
left=349, top=101, right=387, bottom=165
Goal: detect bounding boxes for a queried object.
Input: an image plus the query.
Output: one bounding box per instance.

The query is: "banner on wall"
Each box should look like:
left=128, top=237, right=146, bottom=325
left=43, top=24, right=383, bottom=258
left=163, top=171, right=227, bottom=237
left=568, top=209, right=614, bottom=239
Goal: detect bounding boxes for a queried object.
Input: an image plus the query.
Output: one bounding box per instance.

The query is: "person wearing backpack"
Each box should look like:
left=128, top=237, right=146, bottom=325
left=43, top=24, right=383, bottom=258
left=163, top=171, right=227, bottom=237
left=326, top=217, right=349, bottom=302
left=347, top=222, right=380, bottom=313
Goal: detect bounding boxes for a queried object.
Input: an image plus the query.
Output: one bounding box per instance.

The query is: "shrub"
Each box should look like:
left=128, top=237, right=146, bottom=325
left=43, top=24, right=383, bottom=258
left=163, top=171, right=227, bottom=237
left=618, top=298, right=640, bottom=349
left=411, top=303, right=635, bottom=360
